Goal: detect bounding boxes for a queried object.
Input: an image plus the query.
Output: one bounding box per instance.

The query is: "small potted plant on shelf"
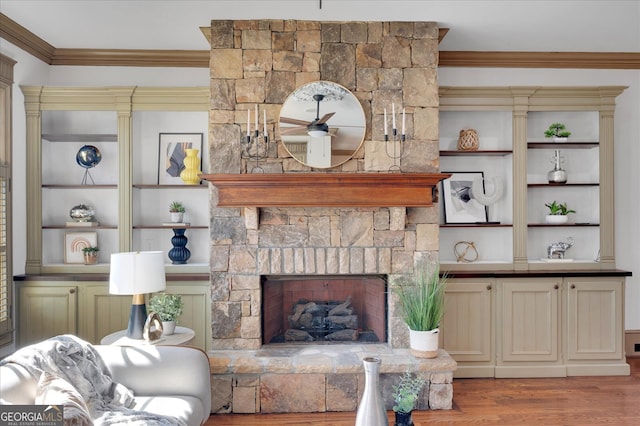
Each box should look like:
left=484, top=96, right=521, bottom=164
left=392, top=371, right=427, bottom=426
left=544, top=200, right=576, bottom=224
left=544, top=122, right=571, bottom=142
left=394, top=259, right=447, bottom=359
left=148, top=292, right=184, bottom=335
left=81, top=246, right=99, bottom=265
left=169, top=201, right=185, bottom=223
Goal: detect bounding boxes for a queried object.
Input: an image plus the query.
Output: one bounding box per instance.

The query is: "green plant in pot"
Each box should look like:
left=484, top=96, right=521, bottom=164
left=544, top=122, right=572, bottom=141
left=392, top=371, right=426, bottom=426
left=148, top=292, right=184, bottom=335
left=545, top=200, right=576, bottom=224
left=81, top=246, right=99, bottom=265
left=169, top=201, right=185, bottom=223
left=394, top=260, right=447, bottom=358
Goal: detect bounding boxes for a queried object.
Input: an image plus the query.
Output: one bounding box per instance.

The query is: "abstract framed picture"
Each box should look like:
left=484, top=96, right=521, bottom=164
left=157, top=133, right=203, bottom=185
left=64, top=231, right=98, bottom=264
left=441, top=171, right=489, bottom=224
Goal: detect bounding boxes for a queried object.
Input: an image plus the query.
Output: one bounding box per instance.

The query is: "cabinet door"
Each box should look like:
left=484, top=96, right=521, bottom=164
left=81, top=284, right=131, bottom=344
left=441, top=279, right=493, bottom=363
left=19, top=285, right=77, bottom=347
left=499, top=278, right=561, bottom=363
left=566, top=278, right=623, bottom=361
left=165, top=283, right=211, bottom=351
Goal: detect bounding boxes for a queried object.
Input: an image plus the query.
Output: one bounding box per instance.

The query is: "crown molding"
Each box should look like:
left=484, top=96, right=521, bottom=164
left=2, top=13, right=639, bottom=69
left=0, top=13, right=55, bottom=64
left=439, top=51, right=640, bottom=69
left=52, top=48, right=209, bottom=67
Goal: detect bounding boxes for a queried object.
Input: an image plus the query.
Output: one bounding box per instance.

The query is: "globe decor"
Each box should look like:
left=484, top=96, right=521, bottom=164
left=76, top=145, right=102, bottom=184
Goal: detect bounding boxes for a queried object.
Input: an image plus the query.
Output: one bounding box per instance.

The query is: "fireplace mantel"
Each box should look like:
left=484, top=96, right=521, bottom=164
left=201, top=173, right=450, bottom=208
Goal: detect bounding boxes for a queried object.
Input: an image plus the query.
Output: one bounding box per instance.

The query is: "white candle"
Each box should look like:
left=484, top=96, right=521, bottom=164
left=247, top=109, right=250, bottom=136
left=263, top=109, right=267, bottom=135
left=402, top=108, right=406, bottom=135
left=255, top=104, right=259, bottom=133
left=383, top=108, right=388, bottom=136
left=392, top=103, right=396, bottom=130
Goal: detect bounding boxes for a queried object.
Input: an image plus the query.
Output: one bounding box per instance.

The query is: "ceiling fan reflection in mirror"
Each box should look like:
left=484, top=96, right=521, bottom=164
left=280, top=94, right=336, bottom=137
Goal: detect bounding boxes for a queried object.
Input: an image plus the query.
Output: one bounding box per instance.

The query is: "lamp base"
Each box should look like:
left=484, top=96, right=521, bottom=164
left=127, top=294, right=148, bottom=339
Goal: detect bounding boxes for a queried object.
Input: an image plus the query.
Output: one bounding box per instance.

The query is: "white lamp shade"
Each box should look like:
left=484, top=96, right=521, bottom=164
left=109, top=251, right=167, bottom=295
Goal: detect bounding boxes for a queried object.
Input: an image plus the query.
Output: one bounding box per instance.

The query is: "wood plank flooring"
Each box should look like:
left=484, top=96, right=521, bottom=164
left=207, top=357, right=640, bottom=425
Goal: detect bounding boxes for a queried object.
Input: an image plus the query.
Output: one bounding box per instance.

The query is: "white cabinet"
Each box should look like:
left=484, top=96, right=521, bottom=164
left=21, top=86, right=210, bottom=274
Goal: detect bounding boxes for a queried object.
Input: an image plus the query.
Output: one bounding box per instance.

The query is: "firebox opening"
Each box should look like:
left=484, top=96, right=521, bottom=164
left=262, top=275, right=387, bottom=345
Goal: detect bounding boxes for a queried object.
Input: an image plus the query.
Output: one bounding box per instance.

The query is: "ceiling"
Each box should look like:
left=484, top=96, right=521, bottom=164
left=1, top=0, right=638, bottom=53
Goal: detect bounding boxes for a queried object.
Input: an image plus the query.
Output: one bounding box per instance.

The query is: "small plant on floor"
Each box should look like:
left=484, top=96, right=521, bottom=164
left=392, top=371, right=426, bottom=414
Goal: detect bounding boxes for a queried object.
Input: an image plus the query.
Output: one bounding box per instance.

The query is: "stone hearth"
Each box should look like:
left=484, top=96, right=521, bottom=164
left=206, top=19, right=451, bottom=414
left=210, top=345, right=455, bottom=414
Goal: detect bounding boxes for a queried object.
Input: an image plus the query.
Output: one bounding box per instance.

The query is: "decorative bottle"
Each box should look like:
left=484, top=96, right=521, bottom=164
left=547, top=149, right=568, bottom=184
left=180, top=148, right=202, bottom=185
left=355, top=357, right=389, bottom=426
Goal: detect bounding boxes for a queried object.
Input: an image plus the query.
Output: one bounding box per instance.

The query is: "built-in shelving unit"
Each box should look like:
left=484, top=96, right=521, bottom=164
left=22, top=86, right=210, bottom=274
left=438, top=86, right=626, bottom=271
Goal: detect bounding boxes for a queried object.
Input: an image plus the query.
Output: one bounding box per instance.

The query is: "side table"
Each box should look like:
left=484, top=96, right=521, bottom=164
left=100, top=326, right=195, bottom=346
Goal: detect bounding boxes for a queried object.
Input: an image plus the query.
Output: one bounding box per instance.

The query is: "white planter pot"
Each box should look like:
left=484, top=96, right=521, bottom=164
left=409, top=328, right=439, bottom=359
left=162, top=320, right=176, bottom=335
left=170, top=212, right=183, bottom=223
left=545, top=215, right=568, bottom=224
left=553, top=137, right=568, bottom=142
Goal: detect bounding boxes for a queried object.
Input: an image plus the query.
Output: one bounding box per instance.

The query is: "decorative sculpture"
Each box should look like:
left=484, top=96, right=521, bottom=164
left=547, top=237, right=574, bottom=259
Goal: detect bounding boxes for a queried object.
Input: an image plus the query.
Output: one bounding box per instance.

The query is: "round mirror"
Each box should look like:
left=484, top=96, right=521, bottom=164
left=279, top=81, right=366, bottom=169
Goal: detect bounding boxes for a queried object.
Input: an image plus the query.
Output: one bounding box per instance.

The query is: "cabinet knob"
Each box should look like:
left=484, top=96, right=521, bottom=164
left=554, top=284, right=559, bottom=290
left=487, top=285, right=492, bottom=290
left=69, top=288, right=75, bottom=294
left=571, top=284, right=576, bottom=289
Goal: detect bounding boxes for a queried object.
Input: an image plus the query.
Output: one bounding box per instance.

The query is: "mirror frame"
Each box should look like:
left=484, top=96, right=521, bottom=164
left=278, top=81, right=366, bottom=169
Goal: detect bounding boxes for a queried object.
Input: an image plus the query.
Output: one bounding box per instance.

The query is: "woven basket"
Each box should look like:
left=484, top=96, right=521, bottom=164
left=457, top=129, right=479, bottom=151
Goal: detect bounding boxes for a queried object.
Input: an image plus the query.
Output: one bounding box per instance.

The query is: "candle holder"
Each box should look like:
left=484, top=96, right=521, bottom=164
left=384, top=128, right=405, bottom=172
left=242, top=129, right=269, bottom=173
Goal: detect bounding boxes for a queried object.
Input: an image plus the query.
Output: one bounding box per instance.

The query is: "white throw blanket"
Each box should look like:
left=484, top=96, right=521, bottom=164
left=1, top=335, right=185, bottom=425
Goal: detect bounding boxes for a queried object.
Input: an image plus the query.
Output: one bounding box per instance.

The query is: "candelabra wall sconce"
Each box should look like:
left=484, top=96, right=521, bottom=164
left=384, top=104, right=406, bottom=172
left=242, top=105, right=270, bottom=173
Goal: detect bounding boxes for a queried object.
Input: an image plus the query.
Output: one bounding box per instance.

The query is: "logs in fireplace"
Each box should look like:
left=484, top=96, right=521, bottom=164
left=267, top=296, right=378, bottom=343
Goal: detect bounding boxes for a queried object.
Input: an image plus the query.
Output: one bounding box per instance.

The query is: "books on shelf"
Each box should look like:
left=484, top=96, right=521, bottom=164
left=162, top=222, right=190, bottom=227
left=66, top=221, right=99, bottom=227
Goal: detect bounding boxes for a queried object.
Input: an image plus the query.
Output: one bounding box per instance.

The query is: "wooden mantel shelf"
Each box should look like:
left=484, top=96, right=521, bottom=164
left=200, top=173, right=451, bottom=208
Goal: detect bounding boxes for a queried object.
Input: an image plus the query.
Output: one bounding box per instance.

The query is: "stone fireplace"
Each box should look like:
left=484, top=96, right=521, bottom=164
left=206, top=19, right=454, bottom=414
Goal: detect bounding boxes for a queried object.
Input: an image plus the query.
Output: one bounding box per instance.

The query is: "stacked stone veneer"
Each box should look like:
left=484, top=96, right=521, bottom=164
left=207, top=19, right=451, bottom=413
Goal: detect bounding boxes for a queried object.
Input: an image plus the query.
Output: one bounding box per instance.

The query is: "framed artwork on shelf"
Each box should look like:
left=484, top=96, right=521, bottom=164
left=157, top=133, right=203, bottom=185
left=442, top=171, right=489, bottom=224
left=64, top=231, right=98, bottom=264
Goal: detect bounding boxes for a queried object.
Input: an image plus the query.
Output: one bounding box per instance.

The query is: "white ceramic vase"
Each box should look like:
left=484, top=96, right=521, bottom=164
left=170, top=212, right=183, bottom=223
left=409, top=328, right=439, bottom=359
left=162, top=320, right=176, bottom=335
left=545, top=215, right=568, bottom=224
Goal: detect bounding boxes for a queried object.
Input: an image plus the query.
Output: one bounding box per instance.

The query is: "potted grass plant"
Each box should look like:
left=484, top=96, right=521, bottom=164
left=169, top=201, right=185, bottom=223
left=394, top=260, right=447, bottom=358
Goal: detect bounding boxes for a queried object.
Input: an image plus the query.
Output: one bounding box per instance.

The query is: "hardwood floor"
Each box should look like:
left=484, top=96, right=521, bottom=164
left=207, top=358, right=640, bottom=425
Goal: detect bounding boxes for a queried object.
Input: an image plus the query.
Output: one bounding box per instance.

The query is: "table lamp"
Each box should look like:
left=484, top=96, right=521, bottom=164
left=109, top=251, right=166, bottom=339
